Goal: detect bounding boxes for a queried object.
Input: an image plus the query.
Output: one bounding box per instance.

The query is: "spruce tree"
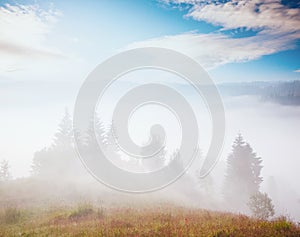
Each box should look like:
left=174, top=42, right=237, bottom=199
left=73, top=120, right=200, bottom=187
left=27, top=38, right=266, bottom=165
left=0, top=160, right=12, bottom=181
left=105, top=122, right=120, bottom=154
left=53, top=108, right=73, bottom=149
left=32, top=109, right=81, bottom=178
left=82, top=115, right=107, bottom=171
left=84, top=114, right=106, bottom=148
left=223, top=133, right=263, bottom=209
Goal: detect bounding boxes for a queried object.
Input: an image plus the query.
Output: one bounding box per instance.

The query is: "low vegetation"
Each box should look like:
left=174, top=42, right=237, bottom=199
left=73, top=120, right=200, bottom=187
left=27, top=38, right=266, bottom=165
left=0, top=205, right=299, bottom=237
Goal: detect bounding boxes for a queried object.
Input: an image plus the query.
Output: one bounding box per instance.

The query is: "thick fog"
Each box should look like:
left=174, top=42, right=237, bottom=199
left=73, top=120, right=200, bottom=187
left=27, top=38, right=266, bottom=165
left=0, top=69, right=299, bottom=221
left=223, top=95, right=300, bottom=220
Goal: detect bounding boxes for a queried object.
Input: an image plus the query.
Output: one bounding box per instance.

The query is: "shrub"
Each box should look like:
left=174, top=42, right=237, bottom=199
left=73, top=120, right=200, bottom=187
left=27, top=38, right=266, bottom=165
left=273, top=216, right=292, bottom=231
left=248, top=192, right=275, bottom=219
left=69, top=203, right=104, bottom=220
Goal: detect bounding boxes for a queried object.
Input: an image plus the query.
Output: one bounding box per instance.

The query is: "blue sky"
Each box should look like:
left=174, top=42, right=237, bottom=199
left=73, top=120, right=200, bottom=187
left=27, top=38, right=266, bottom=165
left=0, top=0, right=300, bottom=179
left=0, top=0, right=299, bottom=82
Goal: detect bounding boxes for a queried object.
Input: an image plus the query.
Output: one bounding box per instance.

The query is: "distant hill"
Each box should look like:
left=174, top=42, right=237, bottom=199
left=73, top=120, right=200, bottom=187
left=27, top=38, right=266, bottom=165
left=218, top=80, right=300, bottom=106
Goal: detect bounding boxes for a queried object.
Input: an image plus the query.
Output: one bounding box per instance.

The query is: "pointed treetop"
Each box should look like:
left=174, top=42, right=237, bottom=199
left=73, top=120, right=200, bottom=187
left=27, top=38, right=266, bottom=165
left=53, top=108, right=73, bottom=148
left=0, top=159, right=12, bottom=181
left=233, top=132, right=245, bottom=147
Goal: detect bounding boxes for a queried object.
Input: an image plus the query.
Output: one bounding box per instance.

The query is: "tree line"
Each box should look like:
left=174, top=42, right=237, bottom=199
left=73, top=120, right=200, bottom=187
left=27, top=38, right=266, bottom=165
left=0, top=110, right=275, bottom=219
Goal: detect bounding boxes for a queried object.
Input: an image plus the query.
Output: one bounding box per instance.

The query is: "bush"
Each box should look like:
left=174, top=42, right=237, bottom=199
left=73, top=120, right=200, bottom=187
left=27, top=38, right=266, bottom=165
left=69, top=203, right=104, bottom=220
left=248, top=192, right=275, bottom=219
left=273, top=218, right=292, bottom=231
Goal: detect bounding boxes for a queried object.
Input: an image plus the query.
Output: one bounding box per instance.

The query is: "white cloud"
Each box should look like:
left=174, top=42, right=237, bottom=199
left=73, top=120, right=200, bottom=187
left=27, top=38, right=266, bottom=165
left=131, top=0, right=300, bottom=70
left=294, top=69, right=300, bottom=73
left=186, top=0, right=300, bottom=35
left=163, top=0, right=300, bottom=37
left=126, top=32, right=294, bottom=70
left=0, top=4, right=63, bottom=73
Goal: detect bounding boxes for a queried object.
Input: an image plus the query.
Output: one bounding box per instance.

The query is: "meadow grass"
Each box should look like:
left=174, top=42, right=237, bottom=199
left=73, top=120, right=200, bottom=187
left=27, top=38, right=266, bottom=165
left=0, top=205, right=299, bottom=236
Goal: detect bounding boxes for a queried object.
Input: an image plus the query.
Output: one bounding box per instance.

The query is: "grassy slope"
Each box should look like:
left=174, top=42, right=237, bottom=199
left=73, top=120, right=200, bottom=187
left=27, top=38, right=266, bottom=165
left=0, top=205, right=300, bottom=237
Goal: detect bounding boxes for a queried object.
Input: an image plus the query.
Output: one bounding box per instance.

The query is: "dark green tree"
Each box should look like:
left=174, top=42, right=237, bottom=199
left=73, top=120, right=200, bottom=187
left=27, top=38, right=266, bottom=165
left=31, top=109, right=82, bottom=178
left=52, top=108, right=73, bottom=149
left=105, top=122, right=120, bottom=157
left=84, top=115, right=106, bottom=149
left=223, top=133, right=263, bottom=209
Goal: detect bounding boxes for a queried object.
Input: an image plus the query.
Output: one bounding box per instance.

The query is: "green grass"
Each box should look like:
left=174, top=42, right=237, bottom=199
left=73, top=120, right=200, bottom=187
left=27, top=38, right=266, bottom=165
left=69, top=203, right=104, bottom=220
left=0, top=205, right=299, bottom=236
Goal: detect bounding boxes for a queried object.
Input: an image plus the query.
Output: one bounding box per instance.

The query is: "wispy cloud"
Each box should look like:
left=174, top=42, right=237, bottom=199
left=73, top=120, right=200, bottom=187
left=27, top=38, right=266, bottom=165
left=126, top=32, right=294, bottom=70
left=0, top=4, right=63, bottom=73
left=172, top=0, right=300, bottom=35
left=140, top=0, right=300, bottom=70
left=294, top=69, right=300, bottom=73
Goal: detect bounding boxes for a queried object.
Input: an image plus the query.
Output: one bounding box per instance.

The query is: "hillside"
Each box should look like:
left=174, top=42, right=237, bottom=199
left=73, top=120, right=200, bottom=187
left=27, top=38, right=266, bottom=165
left=1, top=204, right=299, bottom=237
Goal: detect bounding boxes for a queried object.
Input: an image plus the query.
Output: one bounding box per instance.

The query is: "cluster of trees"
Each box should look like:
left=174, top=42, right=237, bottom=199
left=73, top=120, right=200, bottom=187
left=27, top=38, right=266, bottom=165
left=31, top=110, right=117, bottom=179
left=31, top=110, right=82, bottom=178
left=31, top=110, right=275, bottom=218
left=2, top=109, right=275, bottom=219
left=31, top=110, right=173, bottom=178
